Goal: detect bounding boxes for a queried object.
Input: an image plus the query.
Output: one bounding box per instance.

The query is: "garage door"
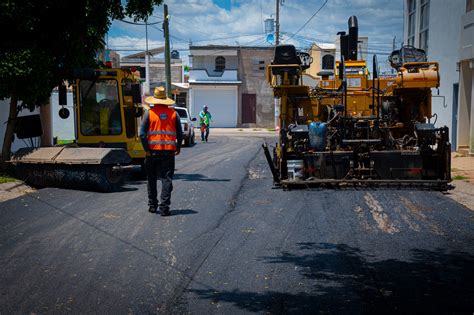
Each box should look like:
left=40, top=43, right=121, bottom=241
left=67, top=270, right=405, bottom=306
left=192, top=88, right=237, bottom=127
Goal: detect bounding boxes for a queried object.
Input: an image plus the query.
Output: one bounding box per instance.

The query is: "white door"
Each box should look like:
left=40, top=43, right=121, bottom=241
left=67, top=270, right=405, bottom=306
left=192, top=87, right=237, bottom=127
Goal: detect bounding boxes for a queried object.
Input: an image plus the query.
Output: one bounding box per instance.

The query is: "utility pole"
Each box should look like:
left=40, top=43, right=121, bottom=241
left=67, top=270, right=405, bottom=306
left=145, top=21, right=150, bottom=95
left=392, top=35, right=396, bottom=74
left=275, top=0, right=280, bottom=46
left=163, top=4, right=172, bottom=98
left=274, top=0, right=281, bottom=131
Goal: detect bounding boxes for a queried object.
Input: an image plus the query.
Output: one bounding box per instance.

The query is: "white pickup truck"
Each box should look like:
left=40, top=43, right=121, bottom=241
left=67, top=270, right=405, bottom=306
left=173, top=106, right=196, bottom=146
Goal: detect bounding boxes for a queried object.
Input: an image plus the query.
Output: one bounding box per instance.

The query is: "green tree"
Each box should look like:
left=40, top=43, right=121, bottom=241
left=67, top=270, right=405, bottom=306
left=0, top=0, right=163, bottom=163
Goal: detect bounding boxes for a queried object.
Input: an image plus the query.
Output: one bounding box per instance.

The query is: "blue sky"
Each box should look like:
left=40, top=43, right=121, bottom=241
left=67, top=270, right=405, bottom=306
left=107, top=0, right=404, bottom=69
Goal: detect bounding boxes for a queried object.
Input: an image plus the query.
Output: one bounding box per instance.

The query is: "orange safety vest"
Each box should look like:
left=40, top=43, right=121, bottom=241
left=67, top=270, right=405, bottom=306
left=147, top=106, right=178, bottom=151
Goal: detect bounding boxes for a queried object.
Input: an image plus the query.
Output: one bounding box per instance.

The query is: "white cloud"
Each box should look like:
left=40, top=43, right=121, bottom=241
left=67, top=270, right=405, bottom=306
left=108, top=36, right=164, bottom=52
left=108, top=0, right=404, bottom=70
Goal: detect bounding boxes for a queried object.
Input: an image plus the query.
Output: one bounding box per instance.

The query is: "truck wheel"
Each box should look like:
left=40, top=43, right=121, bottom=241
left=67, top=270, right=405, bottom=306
left=103, top=166, right=126, bottom=192
left=184, top=137, right=190, bottom=147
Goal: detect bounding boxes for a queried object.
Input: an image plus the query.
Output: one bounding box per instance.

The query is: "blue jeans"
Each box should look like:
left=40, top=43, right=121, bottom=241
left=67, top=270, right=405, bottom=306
left=201, top=124, right=209, bottom=141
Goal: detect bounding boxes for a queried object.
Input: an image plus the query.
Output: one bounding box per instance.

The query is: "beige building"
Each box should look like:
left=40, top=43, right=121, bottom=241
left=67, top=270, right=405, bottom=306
left=306, top=43, right=336, bottom=78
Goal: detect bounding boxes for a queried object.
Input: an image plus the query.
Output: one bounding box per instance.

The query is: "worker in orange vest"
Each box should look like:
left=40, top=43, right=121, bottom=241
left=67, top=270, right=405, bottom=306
left=140, top=87, right=183, bottom=216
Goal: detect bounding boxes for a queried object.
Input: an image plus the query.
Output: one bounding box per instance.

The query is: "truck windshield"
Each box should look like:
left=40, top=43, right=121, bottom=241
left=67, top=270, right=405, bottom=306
left=175, top=108, right=188, bottom=119
left=79, top=79, right=122, bottom=136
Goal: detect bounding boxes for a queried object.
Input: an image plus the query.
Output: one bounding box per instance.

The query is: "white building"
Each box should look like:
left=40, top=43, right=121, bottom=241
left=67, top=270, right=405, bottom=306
left=459, top=0, right=474, bottom=155
left=188, top=46, right=241, bottom=128
left=403, top=0, right=469, bottom=151
left=188, top=45, right=276, bottom=128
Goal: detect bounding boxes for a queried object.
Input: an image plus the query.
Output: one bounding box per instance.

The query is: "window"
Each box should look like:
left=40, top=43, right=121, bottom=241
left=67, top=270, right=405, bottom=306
left=467, top=0, right=473, bottom=12
left=407, top=0, right=416, bottom=46
left=175, top=108, right=188, bottom=119
left=322, top=54, right=334, bottom=70
left=122, top=79, right=137, bottom=139
left=215, top=56, right=226, bottom=72
left=419, top=0, right=429, bottom=52
left=252, top=58, right=266, bottom=72
left=79, top=79, right=122, bottom=136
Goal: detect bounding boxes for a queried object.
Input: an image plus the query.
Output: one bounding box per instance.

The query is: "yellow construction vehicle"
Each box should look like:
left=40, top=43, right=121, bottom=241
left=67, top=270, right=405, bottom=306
left=73, top=67, right=146, bottom=161
left=11, top=67, right=147, bottom=191
left=263, top=16, right=451, bottom=189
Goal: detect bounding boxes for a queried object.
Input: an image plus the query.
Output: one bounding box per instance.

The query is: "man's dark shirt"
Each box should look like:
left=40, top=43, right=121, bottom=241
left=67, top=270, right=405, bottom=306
left=139, top=107, right=183, bottom=153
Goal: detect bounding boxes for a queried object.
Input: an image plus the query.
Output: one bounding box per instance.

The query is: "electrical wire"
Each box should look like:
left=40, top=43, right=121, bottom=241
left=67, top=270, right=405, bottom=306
left=285, top=0, right=328, bottom=41
left=118, top=19, right=161, bottom=26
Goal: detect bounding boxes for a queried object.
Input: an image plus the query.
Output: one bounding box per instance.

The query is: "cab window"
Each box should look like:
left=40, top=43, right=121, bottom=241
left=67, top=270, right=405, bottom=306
left=122, top=79, right=137, bottom=139
left=79, top=79, right=122, bottom=136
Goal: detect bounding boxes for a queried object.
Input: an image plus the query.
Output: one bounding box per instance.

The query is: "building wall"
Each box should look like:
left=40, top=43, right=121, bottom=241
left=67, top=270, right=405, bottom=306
left=307, top=45, right=336, bottom=78
left=307, top=47, right=322, bottom=77
left=120, top=60, right=183, bottom=92
left=238, top=47, right=275, bottom=127
left=191, top=55, right=239, bottom=76
left=404, top=0, right=465, bottom=145
left=458, top=61, right=472, bottom=146
left=0, top=99, right=40, bottom=156
left=458, top=7, right=474, bottom=154
left=148, top=64, right=182, bottom=85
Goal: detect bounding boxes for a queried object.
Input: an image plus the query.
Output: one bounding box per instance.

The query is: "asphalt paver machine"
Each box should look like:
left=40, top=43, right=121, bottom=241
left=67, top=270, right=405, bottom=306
left=263, top=16, right=451, bottom=190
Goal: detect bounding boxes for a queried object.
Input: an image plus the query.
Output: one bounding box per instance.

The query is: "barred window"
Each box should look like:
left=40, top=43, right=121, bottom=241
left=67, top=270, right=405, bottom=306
left=419, top=0, right=429, bottom=53
left=322, top=54, right=334, bottom=70
left=215, top=56, right=226, bottom=72
left=407, top=0, right=416, bottom=46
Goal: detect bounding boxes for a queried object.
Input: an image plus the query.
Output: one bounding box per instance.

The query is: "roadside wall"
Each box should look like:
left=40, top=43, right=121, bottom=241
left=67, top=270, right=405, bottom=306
left=238, top=47, right=275, bottom=128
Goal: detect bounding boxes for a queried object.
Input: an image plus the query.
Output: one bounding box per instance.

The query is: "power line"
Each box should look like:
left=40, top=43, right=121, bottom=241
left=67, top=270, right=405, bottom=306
left=118, top=19, right=161, bottom=26
left=167, top=15, right=215, bottom=38
left=149, top=24, right=187, bottom=42
left=285, top=0, right=328, bottom=41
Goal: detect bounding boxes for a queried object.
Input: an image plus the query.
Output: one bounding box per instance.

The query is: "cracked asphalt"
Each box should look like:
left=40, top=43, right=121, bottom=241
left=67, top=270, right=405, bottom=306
left=1, top=133, right=473, bottom=314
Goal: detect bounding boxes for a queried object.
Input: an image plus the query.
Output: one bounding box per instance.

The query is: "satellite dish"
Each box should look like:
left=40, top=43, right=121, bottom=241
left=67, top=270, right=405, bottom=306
left=59, top=107, right=70, bottom=119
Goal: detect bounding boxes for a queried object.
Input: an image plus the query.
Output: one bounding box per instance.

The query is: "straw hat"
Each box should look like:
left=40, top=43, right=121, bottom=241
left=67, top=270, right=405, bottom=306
left=145, top=86, right=175, bottom=106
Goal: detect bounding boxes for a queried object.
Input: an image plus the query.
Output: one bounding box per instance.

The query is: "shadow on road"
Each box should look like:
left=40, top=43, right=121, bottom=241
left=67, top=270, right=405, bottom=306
left=174, top=173, right=230, bottom=182
left=190, top=242, right=474, bottom=313
left=170, top=209, right=198, bottom=216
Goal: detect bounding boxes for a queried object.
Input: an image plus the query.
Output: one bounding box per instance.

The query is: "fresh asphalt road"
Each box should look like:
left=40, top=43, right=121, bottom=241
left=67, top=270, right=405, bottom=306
left=1, top=133, right=474, bottom=314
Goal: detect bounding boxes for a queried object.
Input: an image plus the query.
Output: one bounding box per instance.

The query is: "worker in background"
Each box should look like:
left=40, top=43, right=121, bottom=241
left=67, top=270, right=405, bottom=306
left=139, top=87, right=183, bottom=216
left=199, top=105, right=212, bottom=142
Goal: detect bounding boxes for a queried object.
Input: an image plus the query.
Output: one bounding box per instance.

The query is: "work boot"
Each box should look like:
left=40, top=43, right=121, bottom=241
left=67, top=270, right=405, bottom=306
left=148, top=206, right=157, bottom=213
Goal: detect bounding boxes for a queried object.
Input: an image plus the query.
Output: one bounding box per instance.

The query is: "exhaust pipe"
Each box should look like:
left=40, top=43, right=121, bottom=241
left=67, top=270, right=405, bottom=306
left=348, top=16, right=358, bottom=61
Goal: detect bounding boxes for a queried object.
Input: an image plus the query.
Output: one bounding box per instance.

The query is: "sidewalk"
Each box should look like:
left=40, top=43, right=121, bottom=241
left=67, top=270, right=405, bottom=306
left=209, top=128, right=277, bottom=137
left=0, top=180, right=35, bottom=203
left=448, top=153, right=474, bottom=210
